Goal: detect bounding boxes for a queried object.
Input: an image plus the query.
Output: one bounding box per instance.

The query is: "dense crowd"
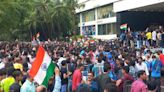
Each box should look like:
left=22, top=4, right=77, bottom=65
left=0, top=25, right=164, bottom=92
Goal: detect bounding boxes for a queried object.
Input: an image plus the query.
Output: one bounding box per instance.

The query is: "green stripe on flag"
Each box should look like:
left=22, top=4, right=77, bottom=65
left=42, top=61, right=55, bottom=87
left=120, top=27, right=127, bottom=30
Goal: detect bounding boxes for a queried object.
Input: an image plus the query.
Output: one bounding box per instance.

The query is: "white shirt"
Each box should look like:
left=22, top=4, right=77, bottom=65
left=0, top=62, right=5, bottom=69
left=57, top=57, right=66, bottom=69
left=135, top=62, right=149, bottom=76
left=152, top=31, right=157, bottom=40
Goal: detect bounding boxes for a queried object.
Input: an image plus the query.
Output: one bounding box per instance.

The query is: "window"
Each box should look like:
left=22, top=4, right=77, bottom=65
left=82, top=10, right=95, bottom=22
left=82, top=25, right=95, bottom=35
left=97, top=4, right=116, bottom=19
left=98, top=23, right=116, bottom=35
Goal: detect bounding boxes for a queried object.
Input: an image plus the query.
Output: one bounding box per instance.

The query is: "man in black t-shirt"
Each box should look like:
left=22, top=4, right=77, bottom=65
left=61, top=60, right=69, bottom=92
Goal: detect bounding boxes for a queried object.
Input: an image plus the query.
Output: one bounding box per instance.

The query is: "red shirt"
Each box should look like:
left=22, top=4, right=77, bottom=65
left=72, top=69, right=82, bottom=91
left=159, top=53, right=164, bottom=65
left=118, top=74, right=134, bottom=92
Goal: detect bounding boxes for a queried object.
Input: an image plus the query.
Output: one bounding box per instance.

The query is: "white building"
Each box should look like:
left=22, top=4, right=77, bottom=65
left=113, top=0, right=164, bottom=33
left=76, top=0, right=119, bottom=39
left=114, top=0, right=164, bottom=12
left=76, top=0, right=164, bottom=39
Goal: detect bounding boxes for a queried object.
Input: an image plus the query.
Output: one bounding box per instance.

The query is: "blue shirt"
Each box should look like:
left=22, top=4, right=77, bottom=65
left=92, top=63, right=104, bottom=77
left=108, top=59, right=116, bottom=70
left=103, top=52, right=112, bottom=59
left=90, top=81, right=98, bottom=92
left=20, top=79, right=36, bottom=92
left=151, top=59, right=163, bottom=78
left=80, top=50, right=85, bottom=56
left=120, top=33, right=126, bottom=41
left=53, top=76, right=61, bottom=92
left=108, top=71, right=118, bottom=81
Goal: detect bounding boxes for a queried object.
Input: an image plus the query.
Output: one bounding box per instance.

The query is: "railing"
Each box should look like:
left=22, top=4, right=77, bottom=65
left=124, top=85, right=131, bottom=92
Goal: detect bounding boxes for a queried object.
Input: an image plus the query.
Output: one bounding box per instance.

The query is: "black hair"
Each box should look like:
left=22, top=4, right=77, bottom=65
left=5, top=62, right=13, bottom=68
left=88, top=71, right=94, bottom=76
left=104, top=83, right=117, bottom=92
left=23, top=61, right=28, bottom=68
left=97, top=58, right=102, bottom=63
left=104, top=63, right=111, bottom=72
left=120, top=61, right=124, bottom=67
left=148, top=80, right=157, bottom=91
left=86, top=57, right=91, bottom=64
left=61, top=60, right=67, bottom=66
left=77, top=63, right=84, bottom=68
left=12, top=70, right=22, bottom=79
left=122, top=66, right=129, bottom=73
left=7, top=67, right=15, bottom=76
left=0, top=68, right=6, bottom=76
left=60, top=53, right=63, bottom=57
left=76, top=84, right=91, bottom=92
left=14, top=52, right=20, bottom=58
left=129, top=60, right=135, bottom=67
left=25, top=57, right=30, bottom=63
left=23, top=51, right=28, bottom=56
left=39, top=86, right=47, bottom=92
left=137, top=70, right=145, bottom=78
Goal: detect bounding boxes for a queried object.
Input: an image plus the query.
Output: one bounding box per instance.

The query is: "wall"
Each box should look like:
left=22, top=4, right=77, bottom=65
left=114, top=0, right=164, bottom=12
left=76, top=0, right=119, bottom=13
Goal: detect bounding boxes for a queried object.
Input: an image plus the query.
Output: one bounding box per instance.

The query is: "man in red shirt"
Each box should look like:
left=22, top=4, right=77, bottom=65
left=116, top=66, right=134, bottom=92
left=72, top=64, right=84, bottom=92
left=158, top=50, right=164, bottom=65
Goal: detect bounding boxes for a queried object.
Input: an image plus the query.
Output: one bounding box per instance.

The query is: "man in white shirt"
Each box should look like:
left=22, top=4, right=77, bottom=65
left=135, top=57, right=149, bottom=77
left=152, top=30, right=157, bottom=47
left=157, top=31, right=161, bottom=47
left=57, top=54, right=66, bottom=69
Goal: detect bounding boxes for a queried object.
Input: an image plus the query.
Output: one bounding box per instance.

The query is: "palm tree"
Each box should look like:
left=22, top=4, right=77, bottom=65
left=0, top=0, right=81, bottom=41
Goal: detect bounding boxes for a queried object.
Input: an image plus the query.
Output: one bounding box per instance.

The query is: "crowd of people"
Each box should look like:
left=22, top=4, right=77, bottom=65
left=120, top=25, right=164, bottom=48
left=0, top=25, right=164, bottom=92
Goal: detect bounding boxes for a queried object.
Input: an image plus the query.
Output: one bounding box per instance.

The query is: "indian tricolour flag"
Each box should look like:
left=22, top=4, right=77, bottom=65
left=120, top=23, right=128, bottom=30
left=29, top=46, right=55, bottom=87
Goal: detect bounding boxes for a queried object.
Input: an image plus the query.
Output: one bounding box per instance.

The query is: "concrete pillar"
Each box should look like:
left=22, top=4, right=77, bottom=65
left=95, top=8, right=98, bottom=36
left=80, top=13, right=83, bottom=35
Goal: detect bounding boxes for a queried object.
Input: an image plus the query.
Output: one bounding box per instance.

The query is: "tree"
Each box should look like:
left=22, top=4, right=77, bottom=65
left=0, top=0, right=81, bottom=41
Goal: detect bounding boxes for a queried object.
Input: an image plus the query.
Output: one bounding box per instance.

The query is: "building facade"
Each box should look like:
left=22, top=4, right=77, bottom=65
left=76, top=0, right=164, bottom=39
left=114, top=0, right=164, bottom=32
left=76, top=0, right=119, bottom=39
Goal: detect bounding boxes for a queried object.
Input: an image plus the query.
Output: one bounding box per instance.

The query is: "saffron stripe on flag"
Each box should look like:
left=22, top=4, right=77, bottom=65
left=29, top=46, right=45, bottom=78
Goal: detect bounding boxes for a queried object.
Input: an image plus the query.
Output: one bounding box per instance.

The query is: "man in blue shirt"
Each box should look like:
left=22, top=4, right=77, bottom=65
left=150, top=55, right=163, bottom=92
left=20, top=75, right=36, bottom=92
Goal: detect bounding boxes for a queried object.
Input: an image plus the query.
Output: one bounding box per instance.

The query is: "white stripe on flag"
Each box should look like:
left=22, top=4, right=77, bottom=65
left=34, top=52, right=52, bottom=85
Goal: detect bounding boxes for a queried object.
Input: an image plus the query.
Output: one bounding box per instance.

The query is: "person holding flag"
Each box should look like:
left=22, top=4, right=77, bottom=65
left=120, top=23, right=128, bottom=32
left=120, top=23, right=128, bottom=46
left=20, top=46, right=61, bottom=92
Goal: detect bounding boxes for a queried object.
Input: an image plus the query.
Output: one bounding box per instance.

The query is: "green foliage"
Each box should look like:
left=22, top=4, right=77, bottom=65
left=0, top=0, right=80, bottom=41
